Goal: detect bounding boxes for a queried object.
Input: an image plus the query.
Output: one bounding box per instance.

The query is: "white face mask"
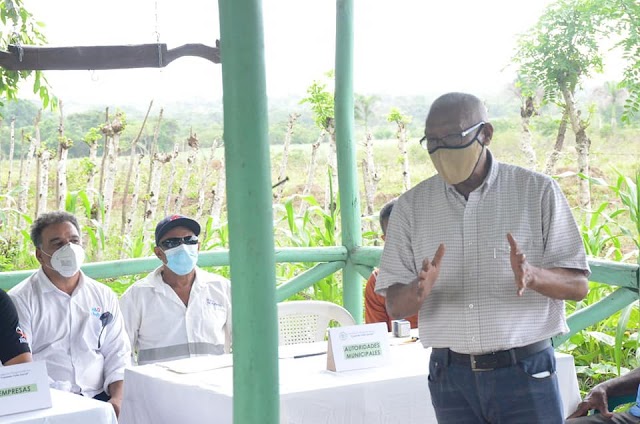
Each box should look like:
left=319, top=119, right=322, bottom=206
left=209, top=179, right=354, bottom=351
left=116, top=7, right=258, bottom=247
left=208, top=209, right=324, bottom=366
left=42, top=243, right=85, bottom=278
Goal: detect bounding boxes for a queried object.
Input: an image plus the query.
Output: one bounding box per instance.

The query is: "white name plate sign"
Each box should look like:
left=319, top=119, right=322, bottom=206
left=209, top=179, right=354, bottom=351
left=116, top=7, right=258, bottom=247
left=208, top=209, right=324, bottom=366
left=327, top=322, right=390, bottom=372
left=0, top=361, right=52, bottom=417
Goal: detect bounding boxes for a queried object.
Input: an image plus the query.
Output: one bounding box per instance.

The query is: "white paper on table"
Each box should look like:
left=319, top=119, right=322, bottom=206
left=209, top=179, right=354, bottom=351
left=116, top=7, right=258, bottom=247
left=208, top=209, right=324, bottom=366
left=155, top=355, right=233, bottom=374
left=0, top=361, right=52, bottom=417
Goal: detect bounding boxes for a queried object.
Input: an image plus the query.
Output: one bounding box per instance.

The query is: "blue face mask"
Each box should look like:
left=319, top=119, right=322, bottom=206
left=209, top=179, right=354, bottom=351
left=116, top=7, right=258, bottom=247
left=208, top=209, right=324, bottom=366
left=164, top=244, right=199, bottom=275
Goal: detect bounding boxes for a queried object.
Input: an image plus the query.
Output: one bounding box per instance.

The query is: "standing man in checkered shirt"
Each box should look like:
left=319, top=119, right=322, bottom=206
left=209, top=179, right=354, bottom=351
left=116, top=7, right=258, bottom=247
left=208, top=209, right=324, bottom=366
left=375, top=92, right=590, bottom=423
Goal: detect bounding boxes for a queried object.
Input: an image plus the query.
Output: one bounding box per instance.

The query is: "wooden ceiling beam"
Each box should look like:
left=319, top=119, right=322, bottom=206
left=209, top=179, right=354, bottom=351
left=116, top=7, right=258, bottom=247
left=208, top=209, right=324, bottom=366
left=0, top=43, right=220, bottom=71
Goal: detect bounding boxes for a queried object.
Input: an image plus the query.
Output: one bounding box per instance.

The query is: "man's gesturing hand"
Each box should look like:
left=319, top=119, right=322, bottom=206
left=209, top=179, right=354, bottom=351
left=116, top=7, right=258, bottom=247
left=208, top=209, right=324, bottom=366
left=507, top=233, right=535, bottom=296
left=417, top=244, right=446, bottom=302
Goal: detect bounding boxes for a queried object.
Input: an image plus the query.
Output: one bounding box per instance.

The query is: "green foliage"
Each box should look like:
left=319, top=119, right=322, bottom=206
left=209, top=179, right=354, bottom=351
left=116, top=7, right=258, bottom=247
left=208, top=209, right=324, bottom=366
left=273, top=184, right=342, bottom=303
left=300, top=73, right=334, bottom=131
left=585, top=171, right=640, bottom=253
left=561, top=281, right=639, bottom=393
left=514, top=0, right=611, bottom=105
left=83, top=127, right=102, bottom=146
left=386, top=107, right=411, bottom=125
left=579, top=200, right=625, bottom=261
left=0, top=0, right=53, bottom=109
left=565, top=172, right=640, bottom=394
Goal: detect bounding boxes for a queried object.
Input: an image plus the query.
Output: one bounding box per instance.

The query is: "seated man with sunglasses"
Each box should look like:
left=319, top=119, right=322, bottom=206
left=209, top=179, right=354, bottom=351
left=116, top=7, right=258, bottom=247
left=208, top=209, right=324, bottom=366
left=120, top=214, right=232, bottom=365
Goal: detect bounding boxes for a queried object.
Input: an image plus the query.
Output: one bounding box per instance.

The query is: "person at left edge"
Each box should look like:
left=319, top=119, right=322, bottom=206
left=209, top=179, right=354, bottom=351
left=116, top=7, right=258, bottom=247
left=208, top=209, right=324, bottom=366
left=119, top=214, right=232, bottom=365
left=0, top=290, right=32, bottom=365
left=9, top=211, right=131, bottom=418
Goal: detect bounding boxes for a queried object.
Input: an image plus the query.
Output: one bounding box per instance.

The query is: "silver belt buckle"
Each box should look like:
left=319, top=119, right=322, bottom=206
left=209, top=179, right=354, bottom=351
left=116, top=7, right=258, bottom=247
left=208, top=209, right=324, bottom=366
left=470, top=353, right=498, bottom=371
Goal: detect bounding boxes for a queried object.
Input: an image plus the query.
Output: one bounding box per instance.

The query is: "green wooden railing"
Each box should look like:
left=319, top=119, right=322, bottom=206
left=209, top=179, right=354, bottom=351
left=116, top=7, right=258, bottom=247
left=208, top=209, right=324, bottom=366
left=2, top=250, right=637, bottom=346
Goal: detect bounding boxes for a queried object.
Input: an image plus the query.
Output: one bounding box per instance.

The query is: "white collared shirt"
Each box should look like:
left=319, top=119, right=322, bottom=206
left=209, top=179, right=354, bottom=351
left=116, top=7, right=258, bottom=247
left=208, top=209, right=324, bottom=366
left=9, top=269, right=131, bottom=397
left=119, top=266, right=232, bottom=365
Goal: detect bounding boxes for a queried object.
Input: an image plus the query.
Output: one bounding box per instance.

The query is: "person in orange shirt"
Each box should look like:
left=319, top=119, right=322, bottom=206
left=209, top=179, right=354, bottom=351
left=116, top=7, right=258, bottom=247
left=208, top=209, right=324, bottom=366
left=364, top=199, right=418, bottom=331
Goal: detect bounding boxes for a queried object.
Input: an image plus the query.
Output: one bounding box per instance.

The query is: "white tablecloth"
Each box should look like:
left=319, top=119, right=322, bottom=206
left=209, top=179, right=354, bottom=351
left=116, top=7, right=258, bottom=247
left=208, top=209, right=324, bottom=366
left=120, top=342, right=580, bottom=424
left=0, top=388, right=117, bottom=424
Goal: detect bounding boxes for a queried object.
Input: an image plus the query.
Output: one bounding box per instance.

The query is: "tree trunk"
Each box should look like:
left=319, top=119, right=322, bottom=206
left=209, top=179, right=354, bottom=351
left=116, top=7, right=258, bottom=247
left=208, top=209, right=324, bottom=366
left=196, top=139, right=221, bottom=221
left=144, top=151, right=173, bottom=244
left=99, top=107, right=109, bottom=194
left=36, top=148, right=50, bottom=217
left=25, top=111, right=42, bottom=218
left=121, top=150, right=145, bottom=258
left=101, top=133, right=117, bottom=233
left=324, top=123, right=338, bottom=212
left=362, top=132, right=380, bottom=231
left=5, top=117, right=16, bottom=192
left=274, top=113, right=300, bottom=203
left=520, top=96, right=537, bottom=171
left=143, top=108, right=164, bottom=219
left=56, top=100, right=71, bottom=210
left=163, top=141, right=180, bottom=216
left=121, top=100, right=153, bottom=235
left=544, top=108, right=569, bottom=175
left=300, top=132, right=323, bottom=215
left=210, top=160, right=226, bottom=227
left=175, top=132, right=199, bottom=213
left=87, top=141, right=99, bottom=200
left=144, top=155, right=164, bottom=240
left=560, top=85, right=591, bottom=209
left=396, top=122, right=411, bottom=192
left=17, top=129, right=31, bottom=214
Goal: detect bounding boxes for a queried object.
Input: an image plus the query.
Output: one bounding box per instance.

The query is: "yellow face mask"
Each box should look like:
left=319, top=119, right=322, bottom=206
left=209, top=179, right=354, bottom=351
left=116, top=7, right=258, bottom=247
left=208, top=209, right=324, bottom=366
left=429, top=140, right=485, bottom=185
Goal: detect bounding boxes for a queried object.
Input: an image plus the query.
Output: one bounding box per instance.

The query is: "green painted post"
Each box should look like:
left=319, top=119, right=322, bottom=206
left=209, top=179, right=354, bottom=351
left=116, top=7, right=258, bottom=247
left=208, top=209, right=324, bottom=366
left=334, top=0, right=363, bottom=323
left=216, top=1, right=279, bottom=423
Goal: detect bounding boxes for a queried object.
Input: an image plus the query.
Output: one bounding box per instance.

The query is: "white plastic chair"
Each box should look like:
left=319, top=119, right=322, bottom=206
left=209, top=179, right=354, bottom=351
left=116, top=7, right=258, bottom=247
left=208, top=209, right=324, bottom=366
left=277, top=300, right=356, bottom=345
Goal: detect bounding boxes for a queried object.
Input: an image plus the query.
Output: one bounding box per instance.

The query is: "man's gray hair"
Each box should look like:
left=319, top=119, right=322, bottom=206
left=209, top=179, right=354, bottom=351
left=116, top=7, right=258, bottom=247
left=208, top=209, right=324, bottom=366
left=30, top=211, right=81, bottom=248
left=428, top=92, right=488, bottom=124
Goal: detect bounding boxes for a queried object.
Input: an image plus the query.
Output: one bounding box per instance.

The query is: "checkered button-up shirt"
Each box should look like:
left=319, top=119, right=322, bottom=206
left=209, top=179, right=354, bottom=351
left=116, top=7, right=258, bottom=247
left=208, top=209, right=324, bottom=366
left=376, top=152, right=590, bottom=354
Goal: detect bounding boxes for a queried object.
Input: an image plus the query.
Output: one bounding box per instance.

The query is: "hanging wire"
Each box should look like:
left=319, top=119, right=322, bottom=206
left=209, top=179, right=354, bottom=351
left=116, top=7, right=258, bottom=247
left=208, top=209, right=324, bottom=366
left=154, top=0, right=163, bottom=67
left=152, top=0, right=165, bottom=107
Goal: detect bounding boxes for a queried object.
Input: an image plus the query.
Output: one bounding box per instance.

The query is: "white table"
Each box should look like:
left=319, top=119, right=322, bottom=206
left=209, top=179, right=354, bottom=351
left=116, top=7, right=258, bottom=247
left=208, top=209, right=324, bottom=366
left=0, top=388, right=117, bottom=424
left=120, top=341, right=580, bottom=424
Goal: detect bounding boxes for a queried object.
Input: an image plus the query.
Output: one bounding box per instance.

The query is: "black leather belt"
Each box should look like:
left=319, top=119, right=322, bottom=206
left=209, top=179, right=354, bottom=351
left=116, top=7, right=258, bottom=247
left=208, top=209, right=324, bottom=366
left=440, top=339, right=552, bottom=371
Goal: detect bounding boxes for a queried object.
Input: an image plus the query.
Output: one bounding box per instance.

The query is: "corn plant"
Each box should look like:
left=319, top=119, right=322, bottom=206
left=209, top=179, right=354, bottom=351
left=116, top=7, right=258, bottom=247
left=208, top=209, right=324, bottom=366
left=583, top=171, right=640, bottom=260
left=570, top=172, right=640, bottom=394
left=273, top=192, right=342, bottom=303
left=580, top=201, right=625, bottom=261
left=0, top=187, right=36, bottom=271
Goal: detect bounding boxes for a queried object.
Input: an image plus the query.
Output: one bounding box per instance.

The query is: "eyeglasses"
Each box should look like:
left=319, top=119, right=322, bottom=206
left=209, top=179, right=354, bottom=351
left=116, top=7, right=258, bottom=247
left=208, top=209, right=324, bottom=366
left=159, top=235, right=199, bottom=250
left=420, top=121, right=485, bottom=153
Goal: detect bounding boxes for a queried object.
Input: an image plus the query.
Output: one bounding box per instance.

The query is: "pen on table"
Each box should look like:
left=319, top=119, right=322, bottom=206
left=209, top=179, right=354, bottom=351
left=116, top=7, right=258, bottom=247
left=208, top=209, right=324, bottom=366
left=401, top=336, right=419, bottom=344
left=293, top=352, right=327, bottom=359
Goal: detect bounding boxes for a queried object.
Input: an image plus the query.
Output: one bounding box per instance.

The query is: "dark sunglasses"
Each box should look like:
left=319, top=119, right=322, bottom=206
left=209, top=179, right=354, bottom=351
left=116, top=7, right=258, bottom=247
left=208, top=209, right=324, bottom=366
left=160, top=235, right=199, bottom=250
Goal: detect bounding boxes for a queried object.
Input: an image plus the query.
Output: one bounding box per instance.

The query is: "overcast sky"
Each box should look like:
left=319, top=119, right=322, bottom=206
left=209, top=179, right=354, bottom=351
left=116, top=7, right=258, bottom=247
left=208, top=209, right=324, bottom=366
left=23, top=0, right=620, bottom=108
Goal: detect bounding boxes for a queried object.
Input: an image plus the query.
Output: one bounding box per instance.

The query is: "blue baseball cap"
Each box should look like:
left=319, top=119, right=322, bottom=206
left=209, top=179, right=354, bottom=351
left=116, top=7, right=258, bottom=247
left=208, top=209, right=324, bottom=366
left=155, top=214, right=201, bottom=246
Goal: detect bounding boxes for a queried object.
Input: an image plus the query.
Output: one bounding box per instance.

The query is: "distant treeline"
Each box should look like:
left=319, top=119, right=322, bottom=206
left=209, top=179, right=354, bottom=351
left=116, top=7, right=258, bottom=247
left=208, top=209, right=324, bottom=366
left=2, top=85, right=640, bottom=160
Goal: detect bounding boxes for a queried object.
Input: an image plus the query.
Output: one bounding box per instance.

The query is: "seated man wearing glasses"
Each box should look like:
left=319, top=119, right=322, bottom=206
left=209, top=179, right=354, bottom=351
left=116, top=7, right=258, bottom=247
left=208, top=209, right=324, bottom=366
left=120, top=214, right=232, bottom=365
left=9, top=211, right=131, bottom=418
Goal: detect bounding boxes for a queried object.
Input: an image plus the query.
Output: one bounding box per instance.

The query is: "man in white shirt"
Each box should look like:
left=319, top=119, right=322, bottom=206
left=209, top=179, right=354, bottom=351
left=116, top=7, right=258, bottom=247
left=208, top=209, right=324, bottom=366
left=9, top=211, right=131, bottom=418
left=120, top=214, right=232, bottom=365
